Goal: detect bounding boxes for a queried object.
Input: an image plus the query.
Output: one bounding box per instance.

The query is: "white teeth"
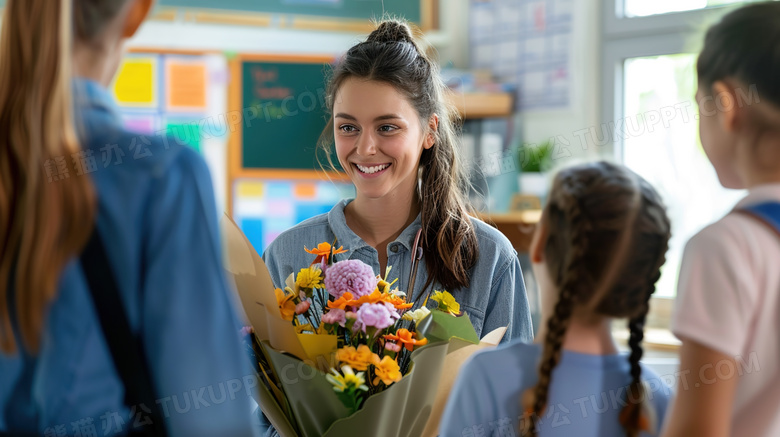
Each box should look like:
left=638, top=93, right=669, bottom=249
left=355, top=164, right=390, bottom=174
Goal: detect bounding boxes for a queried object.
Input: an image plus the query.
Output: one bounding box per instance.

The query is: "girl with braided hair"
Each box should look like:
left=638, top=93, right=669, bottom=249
left=441, top=161, right=673, bottom=437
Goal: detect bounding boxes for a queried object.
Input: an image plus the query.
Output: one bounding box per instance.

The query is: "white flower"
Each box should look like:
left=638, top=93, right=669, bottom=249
left=401, top=306, right=431, bottom=323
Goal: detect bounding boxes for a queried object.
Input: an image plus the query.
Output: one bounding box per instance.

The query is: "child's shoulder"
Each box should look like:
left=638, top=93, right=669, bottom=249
left=467, top=339, right=540, bottom=372
left=685, top=211, right=758, bottom=256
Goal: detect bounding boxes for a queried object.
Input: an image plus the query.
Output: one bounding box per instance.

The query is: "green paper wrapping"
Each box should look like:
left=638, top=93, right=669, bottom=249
left=415, top=311, right=480, bottom=345
left=259, top=312, right=491, bottom=437
left=220, top=213, right=506, bottom=436
left=261, top=344, right=352, bottom=437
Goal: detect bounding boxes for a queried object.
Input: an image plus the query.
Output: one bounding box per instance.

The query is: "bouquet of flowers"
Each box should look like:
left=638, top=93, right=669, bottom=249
left=221, top=215, right=506, bottom=437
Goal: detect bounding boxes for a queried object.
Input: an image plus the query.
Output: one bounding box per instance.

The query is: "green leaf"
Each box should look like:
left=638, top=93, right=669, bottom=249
left=415, top=311, right=480, bottom=345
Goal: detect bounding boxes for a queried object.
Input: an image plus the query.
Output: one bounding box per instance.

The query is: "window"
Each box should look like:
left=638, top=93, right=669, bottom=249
left=622, top=53, right=744, bottom=297
left=624, top=0, right=753, bottom=18
left=600, top=1, right=768, bottom=312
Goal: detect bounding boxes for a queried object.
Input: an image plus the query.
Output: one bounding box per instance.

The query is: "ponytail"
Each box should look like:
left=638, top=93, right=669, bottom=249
left=0, top=0, right=96, bottom=354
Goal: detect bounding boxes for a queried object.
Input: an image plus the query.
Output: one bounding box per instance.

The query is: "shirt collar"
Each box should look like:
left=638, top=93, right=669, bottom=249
left=73, top=77, right=122, bottom=126
left=327, top=199, right=423, bottom=256
left=736, top=183, right=780, bottom=209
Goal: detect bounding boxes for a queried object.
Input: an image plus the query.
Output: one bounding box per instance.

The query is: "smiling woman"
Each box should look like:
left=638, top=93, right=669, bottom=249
left=262, top=19, right=533, bottom=343
left=259, top=20, right=534, bottom=433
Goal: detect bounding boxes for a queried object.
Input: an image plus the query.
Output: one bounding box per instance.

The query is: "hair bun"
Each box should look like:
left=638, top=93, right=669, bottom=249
left=367, top=20, right=415, bottom=45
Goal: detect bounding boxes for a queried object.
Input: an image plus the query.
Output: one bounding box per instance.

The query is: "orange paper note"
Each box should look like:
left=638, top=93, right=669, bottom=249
left=166, top=60, right=207, bottom=111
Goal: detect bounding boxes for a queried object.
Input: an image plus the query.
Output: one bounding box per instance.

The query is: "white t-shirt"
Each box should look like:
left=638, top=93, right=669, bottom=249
left=673, top=183, right=780, bottom=437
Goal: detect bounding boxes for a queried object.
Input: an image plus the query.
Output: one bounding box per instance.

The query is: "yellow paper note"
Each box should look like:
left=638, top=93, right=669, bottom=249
left=112, top=57, right=157, bottom=108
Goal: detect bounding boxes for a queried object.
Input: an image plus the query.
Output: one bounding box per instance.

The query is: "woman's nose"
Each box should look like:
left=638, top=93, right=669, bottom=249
left=355, top=132, right=377, bottom=156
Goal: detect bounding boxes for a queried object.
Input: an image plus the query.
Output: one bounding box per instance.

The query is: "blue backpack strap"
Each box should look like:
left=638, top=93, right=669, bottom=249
left=737, top=202, right=780, bottom=238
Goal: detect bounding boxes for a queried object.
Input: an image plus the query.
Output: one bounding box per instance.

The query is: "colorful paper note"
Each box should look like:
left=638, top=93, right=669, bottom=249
left=165, top=58, right=208, bottom=111
left=112, top=57, right=158, bottom=108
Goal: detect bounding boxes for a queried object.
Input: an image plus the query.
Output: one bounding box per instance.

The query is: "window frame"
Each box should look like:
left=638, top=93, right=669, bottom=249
left=599, top=0, right=747, bottom=338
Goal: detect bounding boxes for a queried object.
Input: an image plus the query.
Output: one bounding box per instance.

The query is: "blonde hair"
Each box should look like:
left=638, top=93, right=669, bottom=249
left=0, top=0, right=98, bottom=354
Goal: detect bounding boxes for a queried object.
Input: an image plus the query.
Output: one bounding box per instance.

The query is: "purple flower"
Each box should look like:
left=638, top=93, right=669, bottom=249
left=324, top=260, right=377, bottom=299
left=322, top=309, right=346, bottom=325
left=355, top=303, right=399, bottom=333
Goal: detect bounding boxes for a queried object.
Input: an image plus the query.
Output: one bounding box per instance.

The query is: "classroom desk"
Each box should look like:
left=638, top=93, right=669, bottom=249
left=477, top=210, right=542, bottom=253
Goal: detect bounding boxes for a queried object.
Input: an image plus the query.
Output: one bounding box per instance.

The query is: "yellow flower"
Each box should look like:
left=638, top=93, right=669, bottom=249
left=402, top=306, right=431, bottom=323
left=326, top=366, right=368, bottom=393
left=372, top=355, right=402, bottom=386
left=294, top=323, right=315, bottom=334
left=336, top=345, right=380, bottom=371
left=431, top=290, right=461, bottom=316
left=296, top=266, right=324, bottom=289
left=376, top=266, right=399, bottom=293
left=275, top=288, right=296, bottom=321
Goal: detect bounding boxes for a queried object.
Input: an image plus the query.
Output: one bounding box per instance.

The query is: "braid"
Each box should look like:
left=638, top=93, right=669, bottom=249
left=518, top=162, right=672, bottom=437
left=520, top=191, right=590, bottom=437
left=619, top=204, right=669, bottom=436
left=622, top=313, right=647, bottom=437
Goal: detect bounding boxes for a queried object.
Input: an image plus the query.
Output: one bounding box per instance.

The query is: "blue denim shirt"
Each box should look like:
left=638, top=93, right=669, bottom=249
left=262, top=199, right=534, bottom=343
left=0, top=79, right=258, bottom=437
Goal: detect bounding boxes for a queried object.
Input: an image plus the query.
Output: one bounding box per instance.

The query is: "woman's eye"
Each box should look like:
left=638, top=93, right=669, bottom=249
left=339, top=125, right=358, bottom=133
left=378, top=125, right=398, bottom=133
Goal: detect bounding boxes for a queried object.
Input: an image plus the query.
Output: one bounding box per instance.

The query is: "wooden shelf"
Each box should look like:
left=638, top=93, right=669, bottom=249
left=447, top=91, right=514, bottom=119
left=477, top=210, right=541, bottom=253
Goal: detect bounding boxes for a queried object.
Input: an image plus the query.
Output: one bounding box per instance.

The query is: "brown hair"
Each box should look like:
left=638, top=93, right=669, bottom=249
left=521, top=161, right=671, bottom=437
left=0, top=0, right=129, bottom=354
left=318, top=19, right=479, bottom=292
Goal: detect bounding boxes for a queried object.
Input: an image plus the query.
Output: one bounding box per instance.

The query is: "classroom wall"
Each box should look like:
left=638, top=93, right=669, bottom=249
left=517, top=0, right=601, bottom=163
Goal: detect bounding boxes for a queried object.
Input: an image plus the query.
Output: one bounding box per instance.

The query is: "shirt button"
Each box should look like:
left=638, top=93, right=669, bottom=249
left=390, top=245, right=399, bottom=253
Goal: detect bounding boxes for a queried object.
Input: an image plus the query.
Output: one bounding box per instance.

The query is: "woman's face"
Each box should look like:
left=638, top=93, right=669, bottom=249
left=333, top=78, right=433, bottom=202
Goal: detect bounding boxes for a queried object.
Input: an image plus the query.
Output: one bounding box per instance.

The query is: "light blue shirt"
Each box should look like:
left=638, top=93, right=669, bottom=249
left=0, top=79, right=258, bottom=437
left=262, top=199, right=534, bottom=343
left=440, top=342, right=673, bottom=437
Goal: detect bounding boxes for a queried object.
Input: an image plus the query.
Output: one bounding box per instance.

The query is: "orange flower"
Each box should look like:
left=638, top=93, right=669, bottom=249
left=383, top=329, right=428, bottom=351
left=336, top=345, right=380, bottom=371
left=382, top=292, right=413, bottom=310
left=275, top=288, right=296, bottom=321
left=304, top=242, right=347, bottom=264
left=327, top=292, right=356, bottom=310
left=352, top=289, right=385, bottom=306
left=372, top=355, right=402, bottom=386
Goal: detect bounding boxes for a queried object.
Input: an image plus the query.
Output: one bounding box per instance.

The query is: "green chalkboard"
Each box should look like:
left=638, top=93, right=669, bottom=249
left=158, top=0, right=422, bottom=23
left=240, top=59, right=336, bottom=171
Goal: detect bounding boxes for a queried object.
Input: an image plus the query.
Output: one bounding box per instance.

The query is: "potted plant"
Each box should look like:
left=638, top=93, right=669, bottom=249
left=517, top=140, right=554, bottom=198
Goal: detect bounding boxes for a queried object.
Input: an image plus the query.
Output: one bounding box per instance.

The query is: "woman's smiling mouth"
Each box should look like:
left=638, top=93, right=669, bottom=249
left=354, top=163, right=391, bottom=175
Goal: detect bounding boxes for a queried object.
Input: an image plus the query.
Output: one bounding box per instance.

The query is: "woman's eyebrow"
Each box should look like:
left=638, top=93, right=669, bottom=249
left=334, top=113, right=357, bottom=120
left=334, top=113, right=403, bottom=121
left=374, top=114, right=402, bottom=121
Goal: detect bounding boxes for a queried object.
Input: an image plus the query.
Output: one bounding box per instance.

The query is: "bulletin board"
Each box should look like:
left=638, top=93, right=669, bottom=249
left=111, top=48, right=232, bottom=215
left=157, top=0, right=438, bottom=31
left=227, top=54, right=346, bottom=180
left=226, top=53, right=351, bottom=218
